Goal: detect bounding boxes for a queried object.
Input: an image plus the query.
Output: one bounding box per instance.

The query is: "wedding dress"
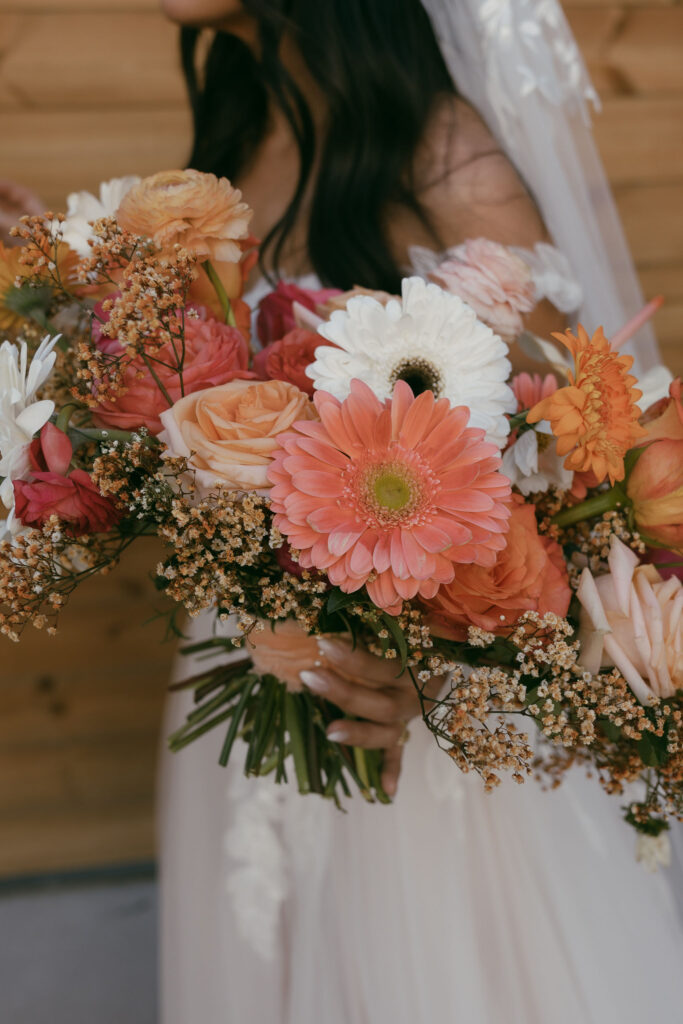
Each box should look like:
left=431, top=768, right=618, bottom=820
left=158, top=269, right=683, bottom=1024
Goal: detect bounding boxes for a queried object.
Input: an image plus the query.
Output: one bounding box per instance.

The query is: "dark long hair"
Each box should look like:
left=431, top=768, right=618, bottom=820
left=180, top=0, right=456, bottom=291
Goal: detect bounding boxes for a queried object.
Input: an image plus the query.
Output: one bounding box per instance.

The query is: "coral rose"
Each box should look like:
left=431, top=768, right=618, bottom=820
left=428, top=238, right=535, bottom=342
left=253, top=328, right=330, bottom=397
left=116, top=169, right=253, bottom=263
left=626, top=438, right=683, bottom=554
left=92, top=305, right=255, bottom=434
left=424, top=497, right=571, bottom=638
left=158, top=378, right=315, bottom=496
left=577, top=535, right=683, bottom=703
left=248, top=619, right=321, bottom=692
left=257, top=281, right=340, bottom=345
left=13, top=424, right=119, bottom=537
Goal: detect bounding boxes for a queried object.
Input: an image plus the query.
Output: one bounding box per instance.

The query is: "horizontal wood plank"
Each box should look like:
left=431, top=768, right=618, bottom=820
left=0, top=12, right=185, bottom=110
left=594, top=97, right=683, bottom=185
left=1, top=108, right=191, bottom=210
left=615, top=183, right=683, bottom=265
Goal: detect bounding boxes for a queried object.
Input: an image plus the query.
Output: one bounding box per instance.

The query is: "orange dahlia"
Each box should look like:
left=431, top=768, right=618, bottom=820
left=268, top=379, right=512, bottom=615
left=527, top=325, right=646, bottom=485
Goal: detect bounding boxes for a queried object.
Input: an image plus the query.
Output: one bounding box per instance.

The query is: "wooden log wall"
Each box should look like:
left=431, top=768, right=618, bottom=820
left=0, top=0, right=681, bottom=877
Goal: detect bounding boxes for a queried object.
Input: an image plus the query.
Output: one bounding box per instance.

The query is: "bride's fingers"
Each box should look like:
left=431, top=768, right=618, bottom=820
left=300, top=669, right=415, bottom=723
left=317, top=638, right=406, bottom=688
left=325, top=717, right=403, bottom=751
left=381, top=744, right=404, bottom=798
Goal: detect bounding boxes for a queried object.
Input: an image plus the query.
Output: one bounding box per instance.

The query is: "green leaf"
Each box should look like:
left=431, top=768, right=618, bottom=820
left=637, top=731, right=668, bottom=768
left=326, top=588, right=361, bottom=615
left=623, top=444, right=647, bottom=479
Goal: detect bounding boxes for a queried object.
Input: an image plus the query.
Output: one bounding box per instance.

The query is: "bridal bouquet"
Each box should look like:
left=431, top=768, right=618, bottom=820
left=1, top=171, right=681, bottom=856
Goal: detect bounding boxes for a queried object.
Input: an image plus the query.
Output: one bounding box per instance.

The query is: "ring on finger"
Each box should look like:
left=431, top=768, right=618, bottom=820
left=397, top=720, right=411, bottom=746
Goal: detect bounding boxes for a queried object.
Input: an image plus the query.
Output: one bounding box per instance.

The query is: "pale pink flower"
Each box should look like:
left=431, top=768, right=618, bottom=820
left=429, top=238, right=535, bottom=341
left=576, top=535, right=683, bottom=704
left=268, top=379, right=512, bottom=616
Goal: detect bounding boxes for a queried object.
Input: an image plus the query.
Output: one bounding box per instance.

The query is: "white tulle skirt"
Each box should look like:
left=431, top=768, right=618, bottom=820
left=158, top=639, right=683, bottom=1024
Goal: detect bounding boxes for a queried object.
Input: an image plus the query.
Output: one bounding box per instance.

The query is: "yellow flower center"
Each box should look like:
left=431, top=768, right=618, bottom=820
left=373, top=471, right=412, bottom=511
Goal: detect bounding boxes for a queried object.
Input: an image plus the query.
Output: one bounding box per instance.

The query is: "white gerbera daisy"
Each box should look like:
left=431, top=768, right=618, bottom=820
left=308, top=276, right=515, bottom=449
left=60, top=175, right=141, bottom=257
left=0, top=333, right=60, bottom=510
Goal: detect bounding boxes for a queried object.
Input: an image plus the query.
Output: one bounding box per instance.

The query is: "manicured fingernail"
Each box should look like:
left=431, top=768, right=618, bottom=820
left=300, top=671, right=329, bottom=693
left=383, top=778, right=397, bottom=797
left=326, top=727, right=347, bottom=743
left=317, top=638, right=344, bottom=657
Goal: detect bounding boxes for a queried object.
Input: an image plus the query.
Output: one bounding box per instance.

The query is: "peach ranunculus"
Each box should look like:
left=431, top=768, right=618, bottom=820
left=158, top=378, right=315, bottom=496
left=423, top=497, right=571, bottom=638
left=626, top=438, right=683, bottom=554
left=316, top=286, right=396, bottom=318
left=92, top=305, right=255, bottom=434
left=253, top=328, right=328, bottom=397
left=576, top=535, right=683, bottom=703
left=116, top=169, right=253, bottom=263
left=248, top=619, right=321, bottom=692
left=428, top=238, right=536, bottom=342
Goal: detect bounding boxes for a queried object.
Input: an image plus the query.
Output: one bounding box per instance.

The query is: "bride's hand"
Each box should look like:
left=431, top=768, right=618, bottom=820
left=300, top=638, right=440, bottom=798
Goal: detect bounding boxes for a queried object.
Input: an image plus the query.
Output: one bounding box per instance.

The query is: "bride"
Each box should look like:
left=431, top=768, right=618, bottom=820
left=158, top=1, right=683, bottom=1021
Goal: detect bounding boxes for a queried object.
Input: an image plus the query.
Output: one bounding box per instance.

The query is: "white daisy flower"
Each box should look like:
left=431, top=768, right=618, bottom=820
left=0, top=333, right=60, bottom=510
left=308, top=276, right=515, bottom=449
left=60, top=175, right=141, bottom=257
left=501, top=422, right=573, bottom=496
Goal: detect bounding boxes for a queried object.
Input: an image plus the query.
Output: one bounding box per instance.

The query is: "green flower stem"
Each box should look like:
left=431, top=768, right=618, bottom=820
left=55, top=403, right=80, bottom=433
left=68, top=425, right=156, bottom=446
left=353, top=745, right=372, bottom=795
left=202, top=259, right=236, bottom=326
left=552, top=485, right=627, bottom=528
left=285, top=692, right=311, bottom=794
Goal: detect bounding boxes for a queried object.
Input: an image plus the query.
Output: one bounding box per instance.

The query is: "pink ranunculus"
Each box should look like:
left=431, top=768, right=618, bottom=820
left=511, top=371, right=558, bottom=412
left=253, top=328, right=333, bottom=397
left=257, top=282, right=340, bottom=346
left=13, top=425, right=120, bottom=536
left=577, top=535, right=683, bottom=703
left=92, top=303, right=255, bottom=434
left=429, top=238, right=536, bottom=342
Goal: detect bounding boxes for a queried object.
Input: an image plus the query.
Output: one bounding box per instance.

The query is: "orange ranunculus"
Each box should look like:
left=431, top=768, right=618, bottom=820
left=639, top=378, right=683, bottom=444
left=627, top=438, right=683, bottom=554
left=158, top=378, right=315, bottom=497
left=527, top=325, right=646, bottom=485
left=186, top=245, right=259, bottom=335
left=117, top=169, right=253, bottom=264
left=249, top=619, right=320, bottom=692
left=423, top=497, right=571, bottom=638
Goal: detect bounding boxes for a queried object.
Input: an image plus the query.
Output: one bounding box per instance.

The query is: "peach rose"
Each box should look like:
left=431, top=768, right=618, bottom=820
left=116, top=169, right=253, bottom=263
left=576, top=535, right=682, bottom=703
left=249, top=619, right=321, bottom=692
left=626, top=438, right=683, bottom=554
left=429, top=238, right=535, bottom=342
left=158, top=378, right=315, bottom=496
left=424, top=498, right=571, bottom=637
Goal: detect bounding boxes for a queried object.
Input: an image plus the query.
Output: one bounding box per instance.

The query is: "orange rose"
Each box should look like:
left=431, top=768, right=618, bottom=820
left=249, top=619, right=320, bottom=692
left=116, top=169, right=253, bottom=263
left=158, top=378, right=315, bottom=496
left=627, top=439, right=683, bottom=553
left=424, top=498, right=571, bottom=637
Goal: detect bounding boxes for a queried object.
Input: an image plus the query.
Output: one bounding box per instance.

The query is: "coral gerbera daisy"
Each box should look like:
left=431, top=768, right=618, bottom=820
left=268, top=379, right=512, bottom=616
left=307, top=277, right=515, bottom=450
left=526, top=325, right=647, bottom=485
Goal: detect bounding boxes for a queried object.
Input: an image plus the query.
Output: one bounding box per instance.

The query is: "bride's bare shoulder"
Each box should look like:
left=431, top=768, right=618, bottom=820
left=414, top=96, right=548, bottom=247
